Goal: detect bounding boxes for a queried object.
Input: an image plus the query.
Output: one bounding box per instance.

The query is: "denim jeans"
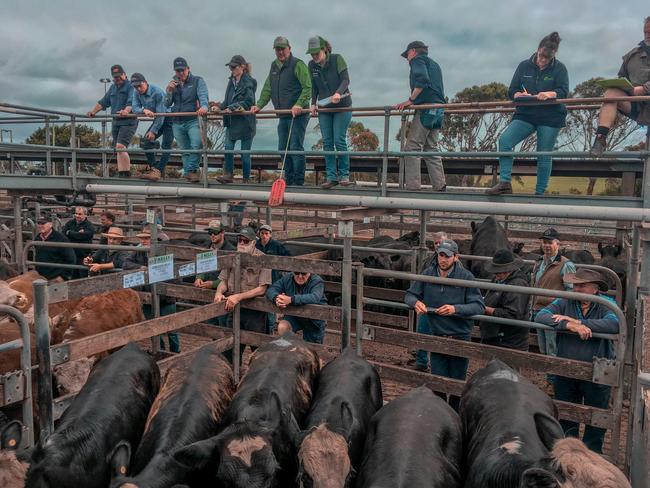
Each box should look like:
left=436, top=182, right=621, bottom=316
left=554, top=376, right=611, bottom=453
left=278, top=114, right=309, bottom=186
left=145, top=119, right=174, bottom=173
left=318, top=110, right=352, bottom=182
left=284, top=315, right=325, bottom=344
left=224, top=132, right=253, bottom=179
left=143, top=302, right=180, bottom=353
left=537, top=328, right=557, bottom=356
left=415, top=314, right=430, bottom=368
left=497, top=119, right=561, bottom=195
left=172, top=118, right=202, bottom=174
left=430, top=344, right=469, bottom=412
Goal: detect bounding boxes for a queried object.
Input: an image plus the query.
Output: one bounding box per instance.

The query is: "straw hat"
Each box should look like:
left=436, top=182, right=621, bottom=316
left=101, top=227, right=125, bottom=239
left=136, top=232, right=151, bottom=239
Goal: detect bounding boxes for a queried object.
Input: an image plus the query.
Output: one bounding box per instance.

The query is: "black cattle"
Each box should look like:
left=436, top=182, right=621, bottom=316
left=460, top=359, right=563, bottom=488
left=25, top=343, right=160, bottom=488
left=1, top=420, right=29, bottom=488
left=174, top=334, right=320, bottom=488
left=295, top=348, right=383, bottom=488
left=469, top=216, right=511, bottom=279
left=597, top=243, right=626, bottom=294
left=561, top=248, right=595, bottom=265
left=396, top=231, right=420, bottom=247
left=356, top=386, right=462, bottom=488
left=110, top=344, right=235, bottom=488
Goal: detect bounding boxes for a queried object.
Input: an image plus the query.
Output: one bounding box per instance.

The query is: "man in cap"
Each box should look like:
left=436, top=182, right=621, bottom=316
left=394, top=41, right=447, bottom=192
left=267, top=269, right=328, bottom=344
left=127, top=73, right=174, bottom=181
left=34, top=215, right=76, bottom=281
left=214, top=226, right=272, bottom=363
left=251, top=36, right=312, bottom=186
left=256, top=223, right=291, bottom=333
left=194, top=219, right=236, bottom=290
left=405, top=239, right=485, bottom=410
left=62, top=207, right=96, bottom=279
left=83, top=227, right=134, bottom=275
left=164, top=57, right=209, bottom=183
left=535, top=268, right=619, bottom=453
left=87, top=64, right=138, bottom=178
left=479, top=249, right=531, bottom=352
left=531, top=227, right=576, bottom=356
left=97, top=211, right=116, bottom=245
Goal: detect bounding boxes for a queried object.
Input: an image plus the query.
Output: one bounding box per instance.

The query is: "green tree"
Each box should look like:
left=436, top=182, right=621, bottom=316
left=26, top=124, right=102, bottom=148
left=311, top=120, right=379, bottom=151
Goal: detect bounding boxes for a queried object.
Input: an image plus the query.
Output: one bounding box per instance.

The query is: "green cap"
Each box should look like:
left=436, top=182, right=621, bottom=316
left=238, top=227, right=257, bottom=241
left=306, top=36, right=324, bottom=54
left=273, top=36, right=290, bottom=49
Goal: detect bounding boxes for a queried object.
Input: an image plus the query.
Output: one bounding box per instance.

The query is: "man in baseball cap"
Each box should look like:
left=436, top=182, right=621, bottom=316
left=194, top=220, right=235, bottom=291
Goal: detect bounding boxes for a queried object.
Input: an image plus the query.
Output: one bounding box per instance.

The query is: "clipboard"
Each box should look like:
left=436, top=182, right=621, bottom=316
left=514, top=95, right=557, bottom=104
left=595, top=78, right=634, bottom=92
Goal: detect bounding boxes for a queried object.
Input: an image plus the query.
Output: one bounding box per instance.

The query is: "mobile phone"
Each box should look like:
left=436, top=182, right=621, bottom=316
left=173, top=75, right=180, bottom=84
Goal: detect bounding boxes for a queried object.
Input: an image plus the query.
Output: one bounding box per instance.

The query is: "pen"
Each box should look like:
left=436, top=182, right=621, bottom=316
left=521, top=84, right=529, bottom=94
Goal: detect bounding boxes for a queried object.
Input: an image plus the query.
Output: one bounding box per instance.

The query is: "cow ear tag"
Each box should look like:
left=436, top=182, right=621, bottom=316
left=8, top=438, right=16, bottom=447
left=120, top=466, right=127, bottom=475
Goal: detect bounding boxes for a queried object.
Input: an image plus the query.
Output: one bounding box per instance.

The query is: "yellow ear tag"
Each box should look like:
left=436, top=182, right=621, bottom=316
left=9, top=439, right=17, bottom=447
left=120, top=466, right=126, bottom=475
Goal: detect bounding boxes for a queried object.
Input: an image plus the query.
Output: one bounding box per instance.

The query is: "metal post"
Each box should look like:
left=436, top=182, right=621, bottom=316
left=70, top=115, right=77, bottom=188
left=373, top=216, right=380, bottom=238
left=265, top=206, right=272, bottom=227
left=355, top=264, right=364, bottom=355
left=398, top=113, right=407, bottom=189
left=233, top=253, right=241, bottom=383
left=283, top=208, right=288, bottom=231
left=33, top=280, right=53, bottom=443
left=13, top=196, right=23, bottom=268
left=101, top=120, right=108, bottom=177
left=150, top=212, right=160, bottom=355
left=341, top=220, right=353, bottom=350
left=381, top=107, right=391, bottom=197
left=45, top=116, right=52, bottom=175
left=201, top=115, right=209, bottom=187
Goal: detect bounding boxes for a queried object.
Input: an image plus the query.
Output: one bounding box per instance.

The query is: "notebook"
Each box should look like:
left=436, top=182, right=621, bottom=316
left=595, top=78, right=634, bottom=92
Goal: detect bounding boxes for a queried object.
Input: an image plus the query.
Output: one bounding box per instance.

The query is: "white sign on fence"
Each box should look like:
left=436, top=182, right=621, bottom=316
left=148, top=254, right=174, bottom=283
left=146, top=208, right=156, bottom=224
left=363, top=217, right=371, bottom=224
left=123, top=271, right=146, bottom=289
left=178, top=262, right=196, bottom=277
left=196, top=251, right=218, bottom=274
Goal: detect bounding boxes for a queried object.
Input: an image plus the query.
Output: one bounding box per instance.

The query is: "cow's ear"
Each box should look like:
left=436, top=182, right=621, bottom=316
left=615, top=244, right=622, bottom=257
left=534, top=412, right=564, bottom=452
left=520, top=467, right=561, bottom=487
left=340, top=401, right=354, bottom=442
left=0, top=420, right=23, bottom=451
left=173, top=435, right=222, bottom=470
left=471, top=221, right=477, bottom=233
left=598, top=242, right=604, bottom=254
left=108, top=440, right=131, bottom=478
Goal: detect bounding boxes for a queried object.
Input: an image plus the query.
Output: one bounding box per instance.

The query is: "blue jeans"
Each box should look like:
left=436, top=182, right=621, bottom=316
left=498, top=119, right=561, bottom=195
left=145, top=119, right=174, bottom=173
left=172, top=118, right=202, bottom=174
left=278, top=114, right=309, bottom=186
left=284, top=315, right=325, bottom=344
left=224, top=132, right=253, bottom=179
left=554, top=376, right=610, bottom=453
left=143, top=302, right=180, bottom=353
left=318, top=110, right=352, bottom=182
left=415, top=314, right=430, bottom=368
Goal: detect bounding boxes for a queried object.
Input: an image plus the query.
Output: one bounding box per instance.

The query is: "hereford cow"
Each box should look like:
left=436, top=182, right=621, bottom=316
left=469, top=216, right=511, bottom=279
left=356, top=386, right=462, bottom=488
left=174, top=333, right=320, bottom=488
left=0, top=280, right=29, bottom=311
left=460, top=359, right=563, bottom=488
left=1, top=420, right=29, bottom=488
left=25, top=343, right=160, bottom=488
left=109, top=344, right=235, bottom=488
left=295, top=347, right=383, bottom=488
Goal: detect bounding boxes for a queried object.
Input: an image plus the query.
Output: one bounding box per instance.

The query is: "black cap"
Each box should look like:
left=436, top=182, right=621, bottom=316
left=401, top=41, right=428, bottom=58
left=36, top=216, right=50, bottom=224
left=540, top=228, right=560, bottom=241
left=130, top=72, right=146, bottom=86
left=110, top=64, right=125, bottom=75
left=226, top=55, right=247, bottom=68
left=173, top=57, right=189, bottom=70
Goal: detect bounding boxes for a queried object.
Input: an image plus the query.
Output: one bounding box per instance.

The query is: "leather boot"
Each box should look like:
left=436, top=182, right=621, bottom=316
left=486, top=181, right=513, bottom=195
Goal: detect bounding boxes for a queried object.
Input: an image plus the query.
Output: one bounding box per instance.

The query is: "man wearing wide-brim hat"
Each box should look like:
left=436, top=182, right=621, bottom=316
left=535, top=268, right=619, bottom=454
left=83, top=227, right=134, bottom=275
left=479, top=249, right=531, bottom=352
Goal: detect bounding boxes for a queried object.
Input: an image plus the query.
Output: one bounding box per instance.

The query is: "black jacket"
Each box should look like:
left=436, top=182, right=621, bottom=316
left=62, top=218, right=95, bottom=260
left=90, top=248, right=134, bottom=273
left=221, top=73, right=257, bottom=141
left=34, top=230, right=77, bottom=280
left=479, top=268, right=531, bottom=351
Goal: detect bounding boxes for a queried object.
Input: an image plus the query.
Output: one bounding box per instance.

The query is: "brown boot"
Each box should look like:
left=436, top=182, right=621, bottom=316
left=486, top=181, right=513, bottom=195
left=141, top=168, right=162, bottom=181
left=185, top=171, right=200, bottom=183
left=216, top=173, right=233, bottom=184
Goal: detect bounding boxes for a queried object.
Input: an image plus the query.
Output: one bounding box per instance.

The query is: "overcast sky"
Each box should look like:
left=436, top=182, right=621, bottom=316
left=1, top=0, right=648, bottom=147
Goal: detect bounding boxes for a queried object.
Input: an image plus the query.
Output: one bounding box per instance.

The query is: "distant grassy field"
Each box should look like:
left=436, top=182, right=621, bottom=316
left=512, top=176, right=610, bottom=195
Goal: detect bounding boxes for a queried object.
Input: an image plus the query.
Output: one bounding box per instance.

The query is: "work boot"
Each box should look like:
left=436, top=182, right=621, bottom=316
left=185, top=171, right=200, bottom=183
left=216, top=173, right=234, bottom=184
left=321, top=180, right=338, bottom=189
left=339, top=178, right=354, bottom=187
left=590, top=134, right=607, bottom=158
left=141, top=168, right=161, bottom=181
left=242, top=178, right=251, bottom=184
left=486, top=181, right=513, bottom=195
left=118, top=171, right=132, bottom=178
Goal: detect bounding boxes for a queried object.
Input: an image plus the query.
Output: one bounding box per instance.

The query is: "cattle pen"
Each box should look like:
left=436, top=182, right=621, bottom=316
left=1, top=99, right=650, bottom=486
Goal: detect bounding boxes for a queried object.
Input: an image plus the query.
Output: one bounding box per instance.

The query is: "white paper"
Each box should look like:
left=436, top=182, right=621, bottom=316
left=148, top=254, right=174, bottom=283
left=178, top=262, right=196, bottom=277
left=196, top=251, right=218, bottom=274
left=123, top=271, right=146, bottom=289
left=363, top=217, right=371, bottom=224
left=146, top=209, right=156, bottom=224
left=175, top=207, right=185, bottom=213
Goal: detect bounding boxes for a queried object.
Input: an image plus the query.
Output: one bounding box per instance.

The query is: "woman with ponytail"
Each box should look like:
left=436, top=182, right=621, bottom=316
left=487, top=32, right=569, bottom=196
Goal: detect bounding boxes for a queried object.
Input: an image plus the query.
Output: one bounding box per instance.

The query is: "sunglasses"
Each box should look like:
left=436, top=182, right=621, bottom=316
left=207, top=230, right=222, bottom=236
left=112, top=74, right=122, bottom=79
left=274, top=47, right=287, bottom=51
left=293, top=271, right=308, bottom=276
left=238, top=237, right=251, bottom=244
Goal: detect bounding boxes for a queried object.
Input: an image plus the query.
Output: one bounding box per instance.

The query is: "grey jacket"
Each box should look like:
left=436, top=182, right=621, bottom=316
left=619, top=43, right=650, bottom=124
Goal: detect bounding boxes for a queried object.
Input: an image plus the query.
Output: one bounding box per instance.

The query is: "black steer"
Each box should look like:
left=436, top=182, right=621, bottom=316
left=295, top=347, right=383, bottom=488
left=561, top=249, right=595, bottom=265
left=109, top=344, right=235, bottom=488
left=174, top=334, right=320, bottom=488
left=597, top=243, right=626, bottom=294
left=460, top=359, right=564, bottom=488
left=25, top=343, right=160, bottom=488
left=1, top=420, right=29, bottom=488
left=356, top=386, right=462, bottom=488
left=470, top=216, right=511, bottom=279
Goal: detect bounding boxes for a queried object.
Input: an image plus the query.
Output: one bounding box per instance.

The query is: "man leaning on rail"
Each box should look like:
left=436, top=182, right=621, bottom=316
left=62, top=206, right=95, bottom=279
left=535, top=268, right=619, bottom=454
left=34, top=214, right=76, bottom=282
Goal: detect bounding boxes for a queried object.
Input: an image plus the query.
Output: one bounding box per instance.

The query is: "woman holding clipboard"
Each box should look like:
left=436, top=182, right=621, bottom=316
left=487, top=32, right=569, bottom=196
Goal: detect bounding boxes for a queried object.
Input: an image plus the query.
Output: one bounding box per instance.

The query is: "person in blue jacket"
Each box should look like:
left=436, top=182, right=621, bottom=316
left=535, top=268, right=619, bottom=454
left=215, top=55, right=257, bottom=184
left=266, top=271, right=328, bottom=343
left=405, top=239, right=485, bottom=410
left=487, top=32, right=569, bottom=196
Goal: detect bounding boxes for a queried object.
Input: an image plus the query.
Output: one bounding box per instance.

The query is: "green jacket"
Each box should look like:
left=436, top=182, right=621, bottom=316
left=257, top=56, right=311, bottom=109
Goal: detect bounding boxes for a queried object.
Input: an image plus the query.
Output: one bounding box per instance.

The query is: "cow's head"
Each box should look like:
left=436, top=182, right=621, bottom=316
left=520, top=415, right=630, bottom=488
left=0, top=281, right=28, bottom=312
left=53, top=357, right=96, bottom=396
left=597, top=243, right=622, bottom=259
left=1, top=420, right=28, bottom=488
left=296, top=402, right=355, bottom=488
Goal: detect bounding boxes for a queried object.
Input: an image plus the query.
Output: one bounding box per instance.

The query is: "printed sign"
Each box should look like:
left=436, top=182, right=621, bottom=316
left=363, top=217, right=371, bottom=224
left=338, top=221, right=354, bottom=238
left=146, top=208, right=156, bottom=224
left=196, top=251, right=218, bottom=274
left=178, top=262, right=196, bottom=277
left=123, top=271, right=146, bottom=289
left=148, top=254, right=174, bottom=283
left=175, top=207, right=185, bottom=213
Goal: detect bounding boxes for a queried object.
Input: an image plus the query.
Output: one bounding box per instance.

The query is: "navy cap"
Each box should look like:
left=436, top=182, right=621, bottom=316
left=401, top=41, right=427, bottom=58
left=173, top=57, right=189, bottom=70
left=226, top=55, right=247, bottom=68
left=540, top=228, right=560, bottom=241
left=437, top=239, right=458, bottom=256
left=130, top=72, right=146, bottom=86
left=110, top=64, right=124, bottom=75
